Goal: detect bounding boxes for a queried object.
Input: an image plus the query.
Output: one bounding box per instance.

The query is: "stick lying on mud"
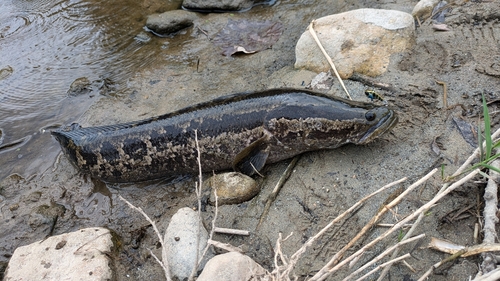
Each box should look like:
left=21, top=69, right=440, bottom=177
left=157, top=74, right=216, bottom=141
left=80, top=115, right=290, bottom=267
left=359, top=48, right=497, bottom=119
left=418, top=248, right=467, bottom=281
left=278, top=176, right=407, bottom=278
left=480, top=156, right=500, bottom=274
left=427, top=237, right=500, bottom=258
left=473, top=267, right=500, bottom=281
left=308, top=20, right=352, bottom=100
left=379, top=127, right=500, bottom=280
left=207, top=239, right=244, bottom=253
left=435, top=80, right=447, bottom=108
left=343, top=233, right=425, bottom=281
left=257, top=156, right=300, bottom=231
left=320, top=171, right=431, bottom=273
left=349, top=73, right=395, bottom=92
left=357, top=253, right=412, bottom=281
left=190, top=130, right=218, bottom=281
left=119, top=195, right=172, bottom=281
left=313, top=167, right=482, bottom=281
left=214, top=227, right=250, bottom=236
left=310, top=169, right=438, bottom=281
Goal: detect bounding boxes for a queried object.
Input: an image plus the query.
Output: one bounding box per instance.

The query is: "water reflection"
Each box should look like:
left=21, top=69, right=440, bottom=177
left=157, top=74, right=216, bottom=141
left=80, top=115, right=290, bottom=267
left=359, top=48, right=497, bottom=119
left=0, top=0, right=178, bottom=180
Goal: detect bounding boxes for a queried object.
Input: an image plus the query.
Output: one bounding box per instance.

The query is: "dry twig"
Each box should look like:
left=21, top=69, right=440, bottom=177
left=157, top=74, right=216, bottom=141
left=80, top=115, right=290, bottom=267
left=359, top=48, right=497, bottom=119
left=349, top=73, right=395, bottom=92
left=190, top=130, right=218, bottom=281
left=473, top=267, right=500, bottom=281
left=322, top=171, right=430, bottom=272
left=481, top=156, right=500, bottom=273
left=308, top=20, right=352, bottom=100
left=119, top=195, right=172, bottom=281
left=214, top=227, right=250, bottom=236
left=452, top=128, right=500, bottom=177
left=436, top=80, right=448, bottom=108
left=418, top=249, right=467, bottom=281
left=377, top=223, right=413, bottom=228
left=280, top=176, right=407, bottom=278
left=207, top=239, right=244, bottom=253
left=257, top=156, right=300, bottom=231
left=379, top=127, right=500, bottom=280
left=355, top=253, right=412, bottom=281
left=311, top=169, right=437, bottom=281
left=428, top=237, right=500, bottom=257
left=271, top=232, right=295, bottom=280
left=343, top=234, right=425, bottom=281
left=310, top=167, right=493, bottom=281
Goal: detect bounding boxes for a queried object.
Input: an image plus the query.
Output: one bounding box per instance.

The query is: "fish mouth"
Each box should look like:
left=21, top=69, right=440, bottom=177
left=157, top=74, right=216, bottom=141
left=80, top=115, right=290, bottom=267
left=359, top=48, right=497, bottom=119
left=358, top=109, right=398, bottom=144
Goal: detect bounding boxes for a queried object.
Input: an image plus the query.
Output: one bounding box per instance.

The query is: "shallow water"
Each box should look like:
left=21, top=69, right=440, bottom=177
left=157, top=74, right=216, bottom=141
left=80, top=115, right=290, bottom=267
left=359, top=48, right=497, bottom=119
left=0, top=0, right=180, bottom=179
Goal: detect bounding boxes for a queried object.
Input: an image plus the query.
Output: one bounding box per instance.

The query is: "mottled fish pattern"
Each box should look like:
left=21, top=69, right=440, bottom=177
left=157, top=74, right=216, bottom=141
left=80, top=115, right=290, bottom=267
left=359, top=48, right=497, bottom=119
left=52, top=88, right=398, bottom=183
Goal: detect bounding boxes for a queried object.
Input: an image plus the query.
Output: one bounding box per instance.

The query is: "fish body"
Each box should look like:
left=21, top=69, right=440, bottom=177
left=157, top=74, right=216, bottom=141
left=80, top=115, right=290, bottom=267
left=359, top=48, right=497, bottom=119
left=52, top=88, right=398, bottom=183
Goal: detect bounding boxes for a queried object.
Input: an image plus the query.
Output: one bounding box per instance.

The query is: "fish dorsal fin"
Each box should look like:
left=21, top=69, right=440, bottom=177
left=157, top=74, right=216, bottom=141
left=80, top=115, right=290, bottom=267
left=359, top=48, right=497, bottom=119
left=51, top=121, right=146, bottom=143
left=233, top=136, right=270, bottom=176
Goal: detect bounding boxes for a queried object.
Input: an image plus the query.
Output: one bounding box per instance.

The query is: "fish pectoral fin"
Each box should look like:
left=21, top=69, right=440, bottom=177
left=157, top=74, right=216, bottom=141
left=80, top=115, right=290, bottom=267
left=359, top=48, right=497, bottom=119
left=233, top=137, right=269, bottom=176
left=235, top=149, right=269, bottom=176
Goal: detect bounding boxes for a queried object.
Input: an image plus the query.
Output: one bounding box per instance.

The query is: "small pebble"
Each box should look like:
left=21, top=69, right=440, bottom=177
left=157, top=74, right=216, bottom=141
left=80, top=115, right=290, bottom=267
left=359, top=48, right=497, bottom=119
left=204, top=172, right=259, bottom=206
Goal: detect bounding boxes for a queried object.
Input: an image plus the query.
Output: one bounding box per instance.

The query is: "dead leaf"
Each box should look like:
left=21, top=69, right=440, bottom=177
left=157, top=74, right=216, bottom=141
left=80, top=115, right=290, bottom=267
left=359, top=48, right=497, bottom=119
left=310, top=71, right=334, bottom=91
left=213, top=19, right=283, bottom=56
left=431, top=0, right=450, bottom=24
left=452, top=116, right=477, bottom=147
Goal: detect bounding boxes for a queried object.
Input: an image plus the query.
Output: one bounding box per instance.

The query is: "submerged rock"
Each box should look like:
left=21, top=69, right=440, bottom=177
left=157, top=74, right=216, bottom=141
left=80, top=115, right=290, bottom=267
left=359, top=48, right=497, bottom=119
left=67, top=77, right=91, bottom=96
left=4, top=227, right=115, bottom=280
left=0, top=65, right=13, bottom=81
left=164, top=207, right=214, bottom=280
left=295, top=9, right=415, bottom=78
left=182, top=0, right=273, bottom=12
left=205, top=172, right=259, bottom=205
left=146, top=10, right=197, bottom=37
left=197, top=252, right=267, bottom=281
left=134, top=31, right=151, bottom=43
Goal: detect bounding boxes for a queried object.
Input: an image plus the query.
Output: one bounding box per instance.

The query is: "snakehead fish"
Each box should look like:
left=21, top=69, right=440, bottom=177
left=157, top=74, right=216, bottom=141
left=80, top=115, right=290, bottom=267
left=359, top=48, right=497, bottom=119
left=52, top=88, right=398, bottom=183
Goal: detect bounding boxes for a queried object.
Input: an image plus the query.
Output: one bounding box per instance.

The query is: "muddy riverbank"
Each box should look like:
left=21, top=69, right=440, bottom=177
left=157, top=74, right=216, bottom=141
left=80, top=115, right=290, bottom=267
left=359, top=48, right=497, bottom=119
left=2, top=0, right=500, bottom=280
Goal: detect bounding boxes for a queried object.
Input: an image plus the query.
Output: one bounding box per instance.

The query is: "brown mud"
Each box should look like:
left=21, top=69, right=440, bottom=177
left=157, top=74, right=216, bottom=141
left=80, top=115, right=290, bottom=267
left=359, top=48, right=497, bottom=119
left=1, top=0, right=500, bottom=280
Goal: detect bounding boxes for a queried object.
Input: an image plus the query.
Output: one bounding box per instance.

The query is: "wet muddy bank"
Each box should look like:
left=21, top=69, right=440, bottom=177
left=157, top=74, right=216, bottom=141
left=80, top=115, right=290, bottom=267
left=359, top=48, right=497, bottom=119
left=2, top=0, right=500, bottom=280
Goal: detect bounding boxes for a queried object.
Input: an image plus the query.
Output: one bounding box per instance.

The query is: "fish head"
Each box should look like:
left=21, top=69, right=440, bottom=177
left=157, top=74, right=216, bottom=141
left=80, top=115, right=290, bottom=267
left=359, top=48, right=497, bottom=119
left=355, top=105, right=398, bottom=144
left=264, top=91, right=398, bottom=149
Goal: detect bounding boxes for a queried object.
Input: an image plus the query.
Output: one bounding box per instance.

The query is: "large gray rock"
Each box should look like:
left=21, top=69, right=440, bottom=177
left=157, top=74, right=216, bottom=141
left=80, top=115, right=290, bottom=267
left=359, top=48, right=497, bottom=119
left=182, top=0, right=260, bottom=12
left=205, top=172, right=259, bottom=205
left=295, top=9, right=415, bottom=78
left=146, top=10, right=197, bottom=36
left=164, top=207, right=214, bottom=280
left=4, top=227, right=115, bottom=281
left=197, top=252, right=268, bottom=281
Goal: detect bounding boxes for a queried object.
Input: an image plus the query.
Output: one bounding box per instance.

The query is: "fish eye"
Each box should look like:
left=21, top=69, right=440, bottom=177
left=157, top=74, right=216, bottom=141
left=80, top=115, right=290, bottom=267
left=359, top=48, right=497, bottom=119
left=365, top=111, right=376, bottom=121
